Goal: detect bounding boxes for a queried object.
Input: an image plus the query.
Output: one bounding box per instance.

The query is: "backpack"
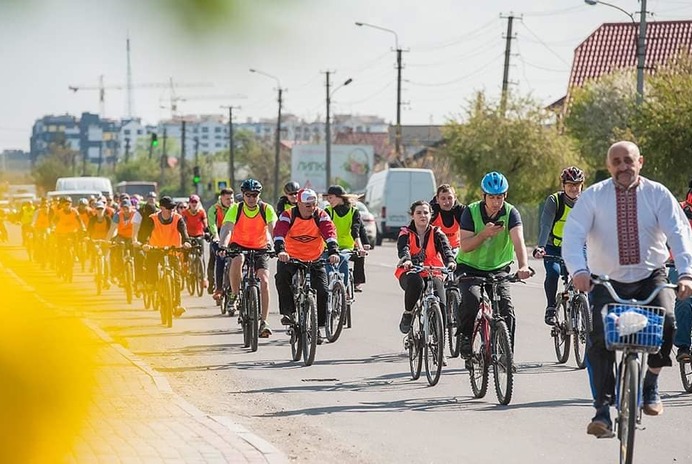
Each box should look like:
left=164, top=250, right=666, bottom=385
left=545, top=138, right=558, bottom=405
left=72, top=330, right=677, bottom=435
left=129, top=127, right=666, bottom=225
left=235, top=201, right=268, bottom=224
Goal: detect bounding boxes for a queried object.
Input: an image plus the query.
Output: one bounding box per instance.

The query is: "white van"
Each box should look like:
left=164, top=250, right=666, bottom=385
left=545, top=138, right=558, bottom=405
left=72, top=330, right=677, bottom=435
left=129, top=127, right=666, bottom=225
left=55, top=177, right=113, bottom=197
left=364, top=168, right=436, bottom=245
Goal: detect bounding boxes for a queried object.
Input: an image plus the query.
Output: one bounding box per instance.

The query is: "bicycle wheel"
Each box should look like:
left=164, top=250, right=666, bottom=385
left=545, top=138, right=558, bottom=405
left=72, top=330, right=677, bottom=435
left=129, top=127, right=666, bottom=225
left=65, top=246, right=74, bottom=283
left=408, top=315, right=423, bottom=380
left=195, top=257, right=205, bottom=297
left=469, top=320, right=490, bottom=398
left=553, top=299, right=571, bottom=364
left=493, top=321, right=514, bottom=405
left=186, top=256, right=196, bottom=296
left=424, top=302, right=444, bottom=386
left=326, top=280, right=346, bottom=343
left=302, top=294, right=318, bottom=366
left=124, top=261, right=133, bottom=304
left=619, top=356, right=639, bottom=464
left=162, top=273, right=174, bottom=328
left=346, top=271, right=354, bottom=329
left=446, top=289, right=461, bottom=358
left=247, top=286, right=260, bottom=352
left=143, top=284, right=152, bottom=309
left=95, top=256, right=103, bottom=296
left=680, top=359, right=692, bottom=393
left=572, top=294, right=589, bottom=369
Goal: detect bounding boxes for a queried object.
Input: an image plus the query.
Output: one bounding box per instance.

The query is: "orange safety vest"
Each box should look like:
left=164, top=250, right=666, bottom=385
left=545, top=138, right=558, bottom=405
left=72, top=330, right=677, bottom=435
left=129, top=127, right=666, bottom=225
left=431, top=212, right=460, bottom=249
left=230, top=206, right=268, bottom=249
left=149, top=212, right=182, bottom=247
left=116, top=210, right=135, bottom=239
left=34, top=209, right=51, bottom=230
left=54, top=208, right=82, bottom=235
left=285, top=215, right=325, bottom=261
left=394, top=227, right=445, bottom=279
left=78, top=208, right=92, bottom=227
left=90, top=218, right=110, bottom=240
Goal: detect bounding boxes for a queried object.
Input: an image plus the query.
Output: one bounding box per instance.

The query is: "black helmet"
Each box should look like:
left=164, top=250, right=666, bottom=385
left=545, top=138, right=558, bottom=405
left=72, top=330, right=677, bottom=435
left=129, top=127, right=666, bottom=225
left=284, top=181, right=300, bottom=194
left=561, top=166, right=585, bottom=184
left=240, top=179, right=262, bottom=193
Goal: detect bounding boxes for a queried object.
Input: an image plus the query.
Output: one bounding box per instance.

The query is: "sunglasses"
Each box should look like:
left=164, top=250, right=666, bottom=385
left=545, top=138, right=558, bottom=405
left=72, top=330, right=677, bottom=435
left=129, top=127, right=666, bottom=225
left=177, top=206, right=187, bottom=210
left=287, top=192, right=298, bottom=196
left=189, top=200, right=198, bottom=204
left=244, top=192, right=259, bottom=198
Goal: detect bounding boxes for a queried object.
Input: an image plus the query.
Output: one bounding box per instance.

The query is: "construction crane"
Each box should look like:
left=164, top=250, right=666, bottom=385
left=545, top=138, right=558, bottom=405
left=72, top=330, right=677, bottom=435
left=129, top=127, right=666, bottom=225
left=162, top=92, right=247, bottom=118
left=68, top=75, right=213, bottom=118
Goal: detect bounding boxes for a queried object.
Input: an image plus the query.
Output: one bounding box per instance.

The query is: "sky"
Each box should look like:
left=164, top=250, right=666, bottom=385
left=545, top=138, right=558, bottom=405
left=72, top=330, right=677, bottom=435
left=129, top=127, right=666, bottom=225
left=2, top=0, right=692, bottom=152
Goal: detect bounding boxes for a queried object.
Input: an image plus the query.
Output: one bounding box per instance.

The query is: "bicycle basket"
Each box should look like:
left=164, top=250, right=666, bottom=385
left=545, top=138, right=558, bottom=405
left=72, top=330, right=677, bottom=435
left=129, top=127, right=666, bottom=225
left=603, top=304, right=665, bottom=353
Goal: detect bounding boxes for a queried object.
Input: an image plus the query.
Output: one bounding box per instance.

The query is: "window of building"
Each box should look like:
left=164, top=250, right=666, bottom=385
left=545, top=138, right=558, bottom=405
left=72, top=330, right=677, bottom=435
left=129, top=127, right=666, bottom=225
left=214, top=127, right=221, bottom=133
left=124, top=129, right=131, bottom=136
left=201, top=127, right=209, bottom=133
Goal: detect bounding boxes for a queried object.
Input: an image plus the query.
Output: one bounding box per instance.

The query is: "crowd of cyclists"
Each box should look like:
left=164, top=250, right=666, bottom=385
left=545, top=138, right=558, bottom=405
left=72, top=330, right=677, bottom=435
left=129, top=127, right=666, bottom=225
left=5, top=139, right=692, bottom=445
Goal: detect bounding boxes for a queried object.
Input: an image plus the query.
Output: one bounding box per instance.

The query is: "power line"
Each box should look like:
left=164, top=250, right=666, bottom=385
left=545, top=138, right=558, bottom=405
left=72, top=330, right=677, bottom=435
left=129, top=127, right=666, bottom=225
left=406, top=41, right=500, bottom=68
left=519, top=22, right=571, bottom=66
left=522, top=5, right=584, bottom=17
left=407, top=52, right=504, bottom=87
left=411, top=18, right=499, bottom=51
left=341, top=80, right=395, bottom=105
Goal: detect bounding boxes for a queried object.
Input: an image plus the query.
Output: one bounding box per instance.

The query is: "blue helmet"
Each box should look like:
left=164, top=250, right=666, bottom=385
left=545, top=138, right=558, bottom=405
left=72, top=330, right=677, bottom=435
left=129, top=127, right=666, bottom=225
left=240, top=179, right=262, bottom=193
left=481, top=171, right=509, bottom=195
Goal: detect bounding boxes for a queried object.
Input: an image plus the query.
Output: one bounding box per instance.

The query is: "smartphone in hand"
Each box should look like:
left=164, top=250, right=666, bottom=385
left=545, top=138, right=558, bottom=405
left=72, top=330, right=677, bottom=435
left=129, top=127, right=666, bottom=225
left=495, top=220, right=505, bottom=227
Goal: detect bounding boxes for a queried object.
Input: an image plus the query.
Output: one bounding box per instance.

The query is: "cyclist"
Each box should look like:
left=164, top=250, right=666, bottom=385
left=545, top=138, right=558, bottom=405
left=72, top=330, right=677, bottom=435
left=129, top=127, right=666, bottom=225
left=207, top=188, right=234, bottom=296
left=430, top=183, right=466, bottom=253
left=181, top=194, right=209, bottom=290
left=456, top=172, right=532, bottom=358
left=276, top=181, right=300, bottom=213
left=52, top=197, right=85, bottom=261
left=218, top=179, right=278, bottom=336
left=273, top=188, right=340, bottom=342
left=106, top=198, right=141, bottom=286
left=673, top=179, right=692, bottom=361
left=137, top=196, right=192, bottom=317
left=176, top=201, right=188, bottom=215
left=324, top=184, right=368, bottom=291
left=134, top=192, right=159, bottom=294
left=533, top=166, right=585, bottom=325
left=396, top=200, right=456, bottom=334
left=563, top=141, right=692, bottom=437
left=87, top=201, right=112, bottom=286
left=76, top=198, right=93, bottom=228
left=18, top=200, right=35, bottom=246
left=32, top=199, right=52, bottom=243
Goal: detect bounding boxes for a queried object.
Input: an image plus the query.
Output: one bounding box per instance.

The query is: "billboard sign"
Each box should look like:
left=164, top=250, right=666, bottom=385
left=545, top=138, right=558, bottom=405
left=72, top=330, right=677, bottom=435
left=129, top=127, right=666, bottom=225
left=291, top=144, right=374, bottom=193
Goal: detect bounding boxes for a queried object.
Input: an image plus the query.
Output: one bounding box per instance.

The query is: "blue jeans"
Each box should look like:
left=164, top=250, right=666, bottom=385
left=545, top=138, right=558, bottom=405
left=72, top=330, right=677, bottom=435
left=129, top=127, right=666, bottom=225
left=323, top=250, right=350, bottom=288
left=669, top=266, right=692, bottom=348
left=543, top=244, right=565, bottom=308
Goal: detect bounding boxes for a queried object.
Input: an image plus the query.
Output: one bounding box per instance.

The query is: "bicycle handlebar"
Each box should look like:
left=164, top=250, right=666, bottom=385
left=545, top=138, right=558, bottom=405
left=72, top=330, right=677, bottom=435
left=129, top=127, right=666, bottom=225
left=405, top=265, right=454, bottom=276
left=457, top=267, right=535, bottom=284
left=592, top=276, right=677, bottom=306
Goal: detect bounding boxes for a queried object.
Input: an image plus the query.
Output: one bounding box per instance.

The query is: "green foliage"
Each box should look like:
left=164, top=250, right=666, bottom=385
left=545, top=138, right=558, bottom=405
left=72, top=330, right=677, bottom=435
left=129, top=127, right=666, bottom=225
left=31, top=143, right=81, bottom=193
left=563, top=71, right=637, bottom=177
left=632, top=54, right=692, bottom=197
left=442, top=92, right=582, bottom=205
left=114, top=152, right=160, bottom=183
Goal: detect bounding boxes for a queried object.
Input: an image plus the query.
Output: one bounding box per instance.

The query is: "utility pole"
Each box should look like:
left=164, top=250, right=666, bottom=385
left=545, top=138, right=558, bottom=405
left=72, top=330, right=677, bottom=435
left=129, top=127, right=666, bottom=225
left=124, top=138, right=131, bottom=163
left=395, top=48, right=403, bottom=160
left=194, top=137, right=200, bottom=196
left=180, top=121, right=187, bottom=195
left=274, top=88, right=283, bottom=202
left=325, top=71, right=332, bottom=190
left=221, top=105, right=240, bottom=191
left=636, top=0, right=647, bottom=103
left=500, top=13, right=517, bottom=115
left=126, top=35, right=134, bottom=118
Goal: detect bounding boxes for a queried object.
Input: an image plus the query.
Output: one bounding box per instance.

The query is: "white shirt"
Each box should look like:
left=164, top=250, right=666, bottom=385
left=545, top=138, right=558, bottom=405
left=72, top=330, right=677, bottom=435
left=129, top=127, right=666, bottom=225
left=563, top=177, right=692, bottom=283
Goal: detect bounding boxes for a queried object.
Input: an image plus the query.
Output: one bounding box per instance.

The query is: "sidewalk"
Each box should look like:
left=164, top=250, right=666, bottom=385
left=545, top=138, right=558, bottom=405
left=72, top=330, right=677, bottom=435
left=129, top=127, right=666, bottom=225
left=0, top=240, right=287, bottom=464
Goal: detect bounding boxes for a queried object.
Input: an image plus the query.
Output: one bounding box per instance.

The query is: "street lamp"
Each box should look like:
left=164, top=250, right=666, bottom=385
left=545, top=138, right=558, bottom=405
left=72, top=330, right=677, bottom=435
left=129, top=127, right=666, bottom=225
left=326, top=75, right=353, bottom=190
left=355, top=21, right=403, bottom=159
left=585, top=0, right=647, bottom=103
left=250, top=68, right=283, bottom=201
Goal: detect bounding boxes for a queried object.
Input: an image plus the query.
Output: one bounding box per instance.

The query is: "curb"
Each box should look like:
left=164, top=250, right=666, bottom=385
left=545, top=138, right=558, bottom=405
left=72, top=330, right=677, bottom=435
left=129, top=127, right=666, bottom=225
left=0, top=259, right=289, bottom=464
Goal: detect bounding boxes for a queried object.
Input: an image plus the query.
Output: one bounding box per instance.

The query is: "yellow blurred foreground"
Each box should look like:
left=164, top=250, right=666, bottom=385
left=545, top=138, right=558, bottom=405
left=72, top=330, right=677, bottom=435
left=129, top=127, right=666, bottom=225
left=0, top=244, right=96, bottom=464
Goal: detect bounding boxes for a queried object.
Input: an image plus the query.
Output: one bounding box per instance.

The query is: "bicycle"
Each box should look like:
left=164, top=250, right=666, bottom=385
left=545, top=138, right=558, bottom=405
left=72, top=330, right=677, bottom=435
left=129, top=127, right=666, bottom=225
left=325, top=250, right=362, bottom=343
left=459, top=269, right=533, bottom=405
left=114, top=240, right=136, bottom=304
left=403, top=265, right=448, bottom=387
left=90, top=239, right=111, bottom=295
left=284, top=258, right=322, bottom=367
left=185, top=239, right=206, bottom=298
left=593, top=276, right=676, bottom=464
left=55, top=234, right=76, bottom=283
left=145, top=246, right=187, bottom=328
left=444, top=276, right=462, bottom=358
left=224, top=247, right=274, bottom=352
left=544, top=255, right=591, bottom=368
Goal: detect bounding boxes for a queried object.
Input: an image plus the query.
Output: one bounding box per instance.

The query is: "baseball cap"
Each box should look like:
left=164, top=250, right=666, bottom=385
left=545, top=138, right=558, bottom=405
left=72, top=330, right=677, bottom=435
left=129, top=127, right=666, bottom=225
left=297, top=188, right=317, bottom=204
left=327, top=185, right=347, bottom=196
left=159, top=196, right=176, bottom=209
left=121, top=199, right=132, bottom=208
left=147, top=191, right=157, bottom=199
left=94, top=201, right=105, bottom=209
left=189, top=194, right=200, bottom=203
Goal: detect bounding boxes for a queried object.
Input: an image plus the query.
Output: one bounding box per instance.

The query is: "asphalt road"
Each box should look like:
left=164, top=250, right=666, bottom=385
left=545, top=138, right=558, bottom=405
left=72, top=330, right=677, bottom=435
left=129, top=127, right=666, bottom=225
left=7, top=231, right=692, bottom=464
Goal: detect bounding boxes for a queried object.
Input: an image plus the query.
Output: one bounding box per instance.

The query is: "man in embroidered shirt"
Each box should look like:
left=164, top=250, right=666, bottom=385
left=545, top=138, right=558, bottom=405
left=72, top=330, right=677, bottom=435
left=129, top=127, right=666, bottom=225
left=563, top=141, right=692, bottom=438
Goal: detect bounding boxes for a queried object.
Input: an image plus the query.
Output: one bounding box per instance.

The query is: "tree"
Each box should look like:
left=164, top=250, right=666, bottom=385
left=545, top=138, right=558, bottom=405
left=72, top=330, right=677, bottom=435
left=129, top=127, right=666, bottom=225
left=563, top=71, right=637, bottom=177
left=442, top=91, right=582, bottom=205
left=632, top=54, right=692, bottom=197
left=32, top=142, right=83, bottom=193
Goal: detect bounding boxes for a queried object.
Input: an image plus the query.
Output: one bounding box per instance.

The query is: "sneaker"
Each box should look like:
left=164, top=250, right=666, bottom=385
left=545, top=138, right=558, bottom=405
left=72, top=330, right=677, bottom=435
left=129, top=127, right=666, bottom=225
left=587, top=413, right=614, bottom=439
left=226, top=293, right=238, bottom=316
left=459, top=334, right=472, bottom=359
left=677, top=346, right=692, bottom=362
left=207, top=283, right=215, bottom=295
left=544, top=307, right=557, bottom=326
left=354, top=284, right=363, bottom=293
left=173, top=306, right=186, bottom=318
left=316, top=327, right=326, bottom=345
left=280, top=314, right=295, bottom=326
left=259, top=320, right=272, bottom=338
left=643, top=383, right=663, bottom=416
left=202, top=279, right=208, bottom=289
left=399, top=311, right=413, bottom=334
